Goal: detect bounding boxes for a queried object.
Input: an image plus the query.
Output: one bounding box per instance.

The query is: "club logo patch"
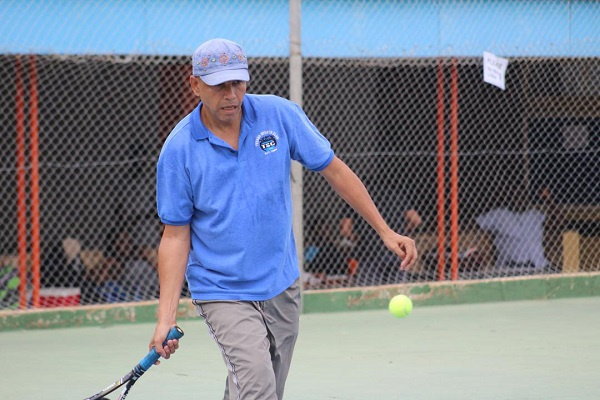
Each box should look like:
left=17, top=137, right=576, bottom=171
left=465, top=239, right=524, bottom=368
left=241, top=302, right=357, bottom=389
left=255, top=131, right=279, bottom=154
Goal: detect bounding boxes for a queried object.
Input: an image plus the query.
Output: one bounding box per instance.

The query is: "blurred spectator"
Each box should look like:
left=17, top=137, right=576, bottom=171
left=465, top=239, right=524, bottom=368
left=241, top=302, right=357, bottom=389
left=303, top=217, right=345, bottom=288
left=125, top=211, right=161, bottom=300
left=41, top=237, right=84, bottom=288
left=475, top=185, right=553, bottom=275
left=340, top=181, right=422, bottom=285
left=420, top=243, right=485, bottom=281
left=0, top=261, right=20, bottom=309
left=121, top=245, right=160, bottom=300
left=81, top=228, right=131, bottom=303
left=87, top=203, right=161, bottom=302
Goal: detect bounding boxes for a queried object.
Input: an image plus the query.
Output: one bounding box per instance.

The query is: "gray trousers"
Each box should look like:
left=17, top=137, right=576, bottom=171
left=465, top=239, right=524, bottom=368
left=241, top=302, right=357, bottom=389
left=194, top=279, right=301, bottom=400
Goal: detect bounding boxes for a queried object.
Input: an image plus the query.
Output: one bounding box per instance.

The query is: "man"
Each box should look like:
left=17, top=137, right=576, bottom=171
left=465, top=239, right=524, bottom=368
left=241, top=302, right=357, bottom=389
left=150, top=38, right=417, bottom=400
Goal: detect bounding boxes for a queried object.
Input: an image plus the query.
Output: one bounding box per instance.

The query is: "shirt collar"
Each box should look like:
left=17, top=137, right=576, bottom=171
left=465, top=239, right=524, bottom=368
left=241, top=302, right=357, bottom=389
left=190, top=103, right=208, bottom=141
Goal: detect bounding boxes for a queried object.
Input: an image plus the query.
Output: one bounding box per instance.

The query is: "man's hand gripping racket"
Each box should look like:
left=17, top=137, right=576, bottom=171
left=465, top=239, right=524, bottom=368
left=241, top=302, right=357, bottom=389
left=83, top=326, right=184, bottom=400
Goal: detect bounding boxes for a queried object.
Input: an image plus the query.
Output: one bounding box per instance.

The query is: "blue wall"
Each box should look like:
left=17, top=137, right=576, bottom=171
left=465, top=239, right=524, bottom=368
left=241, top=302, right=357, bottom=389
left=0, top=0, right=598, bottom=57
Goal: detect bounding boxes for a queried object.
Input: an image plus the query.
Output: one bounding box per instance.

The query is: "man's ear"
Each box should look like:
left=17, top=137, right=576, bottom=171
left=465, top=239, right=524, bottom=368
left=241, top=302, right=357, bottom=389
left=189, top=75, right=202, bottom=97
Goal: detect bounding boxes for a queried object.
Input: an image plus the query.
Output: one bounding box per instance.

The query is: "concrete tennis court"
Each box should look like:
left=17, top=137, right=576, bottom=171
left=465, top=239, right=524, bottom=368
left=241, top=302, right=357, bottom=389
left=1, top=296, right=599, bottom=399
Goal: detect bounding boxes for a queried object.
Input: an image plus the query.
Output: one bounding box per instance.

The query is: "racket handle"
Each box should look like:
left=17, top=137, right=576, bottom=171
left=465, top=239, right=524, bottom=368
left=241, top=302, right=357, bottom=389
left=139, top=326, right=184, bottom=371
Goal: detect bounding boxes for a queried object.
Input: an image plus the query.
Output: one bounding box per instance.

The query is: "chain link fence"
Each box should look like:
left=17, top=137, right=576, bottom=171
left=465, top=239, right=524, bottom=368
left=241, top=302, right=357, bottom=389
left=0, top=1, right=598, bottom=310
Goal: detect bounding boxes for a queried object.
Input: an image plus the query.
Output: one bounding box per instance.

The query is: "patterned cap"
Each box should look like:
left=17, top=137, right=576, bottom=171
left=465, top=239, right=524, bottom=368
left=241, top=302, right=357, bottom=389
left=192, top=38, right=250, bottom=86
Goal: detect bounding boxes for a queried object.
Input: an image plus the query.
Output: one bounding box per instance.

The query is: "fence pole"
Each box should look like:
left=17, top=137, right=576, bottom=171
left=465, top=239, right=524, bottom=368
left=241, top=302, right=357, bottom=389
left=449, top=58, right=460, bottom=281
left=15, top=56, right=29, bottom=309
left=289, top=0, right=305, bottom=271
left=436, top=58, right=446, bottom=281
left=29, top=55, right=41, bottom=308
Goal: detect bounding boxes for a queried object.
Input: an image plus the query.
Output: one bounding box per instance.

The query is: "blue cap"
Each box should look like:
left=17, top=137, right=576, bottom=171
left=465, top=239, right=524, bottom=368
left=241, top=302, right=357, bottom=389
left=192, top=39, right=250, bottom=86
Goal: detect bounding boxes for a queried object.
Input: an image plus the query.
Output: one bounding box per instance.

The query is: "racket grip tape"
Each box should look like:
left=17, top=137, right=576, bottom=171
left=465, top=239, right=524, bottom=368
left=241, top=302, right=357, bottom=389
left=138, top=326, right=184, bottom=371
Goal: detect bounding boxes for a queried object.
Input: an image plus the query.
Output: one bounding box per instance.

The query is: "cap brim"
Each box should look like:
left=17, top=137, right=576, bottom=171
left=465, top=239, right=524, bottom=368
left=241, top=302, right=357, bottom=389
left=199, top=69, right=250, bottom=86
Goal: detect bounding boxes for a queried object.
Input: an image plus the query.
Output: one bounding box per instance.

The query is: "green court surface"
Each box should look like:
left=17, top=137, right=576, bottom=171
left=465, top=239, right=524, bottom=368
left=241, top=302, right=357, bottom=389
left=2, top=297, right=599, bottom=400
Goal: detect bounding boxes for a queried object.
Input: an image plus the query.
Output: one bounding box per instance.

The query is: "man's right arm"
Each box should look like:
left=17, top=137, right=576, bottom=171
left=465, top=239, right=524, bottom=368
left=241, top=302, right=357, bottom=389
left=150, top=224, right=190, bottom=360
left=321, top=156, right=417, bottom=269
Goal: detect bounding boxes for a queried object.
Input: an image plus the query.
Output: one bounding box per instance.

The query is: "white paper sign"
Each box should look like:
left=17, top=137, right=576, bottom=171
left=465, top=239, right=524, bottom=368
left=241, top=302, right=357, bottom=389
left=483, top=51, right=509, bottom=90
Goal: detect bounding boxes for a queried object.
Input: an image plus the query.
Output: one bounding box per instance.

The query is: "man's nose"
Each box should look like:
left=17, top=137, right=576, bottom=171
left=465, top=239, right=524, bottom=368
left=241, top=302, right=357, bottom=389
left=223, top=83, right=236, bottom=96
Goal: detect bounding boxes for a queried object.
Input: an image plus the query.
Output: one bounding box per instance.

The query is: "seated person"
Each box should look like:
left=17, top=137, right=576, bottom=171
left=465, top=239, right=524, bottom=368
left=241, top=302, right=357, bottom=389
left=303, top=217, right=346, bottom=288
left=121, top=246, right=160, bottom=301
left=475, top=186, right=551, bottom=274
left=41, top=237, right=84, bottom=288
left=81, top=228, right=131, bottom=304
left=0, top=261, right=20, bottom=309
left=340, top=181, right=422, bottom=285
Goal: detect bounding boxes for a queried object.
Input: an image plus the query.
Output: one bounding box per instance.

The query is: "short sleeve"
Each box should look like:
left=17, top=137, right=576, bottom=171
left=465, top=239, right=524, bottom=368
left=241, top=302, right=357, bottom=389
left=286, top=102, right=334, bottom=171
left=156, top=147, right=194, bottom=226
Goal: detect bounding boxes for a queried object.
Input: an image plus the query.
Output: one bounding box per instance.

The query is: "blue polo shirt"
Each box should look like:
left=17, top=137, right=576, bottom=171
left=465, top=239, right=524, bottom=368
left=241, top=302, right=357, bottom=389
left=157, top=94, right=334, bottom=301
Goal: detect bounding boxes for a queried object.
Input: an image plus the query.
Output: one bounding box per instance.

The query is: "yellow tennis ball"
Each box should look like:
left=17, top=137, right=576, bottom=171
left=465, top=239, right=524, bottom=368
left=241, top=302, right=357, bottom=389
left=389, top=294, right=413, bottom=318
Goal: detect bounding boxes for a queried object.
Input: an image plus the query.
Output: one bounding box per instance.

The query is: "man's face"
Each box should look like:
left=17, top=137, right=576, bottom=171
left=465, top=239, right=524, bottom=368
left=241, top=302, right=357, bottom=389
left=190, top=76, right=247, bottom=125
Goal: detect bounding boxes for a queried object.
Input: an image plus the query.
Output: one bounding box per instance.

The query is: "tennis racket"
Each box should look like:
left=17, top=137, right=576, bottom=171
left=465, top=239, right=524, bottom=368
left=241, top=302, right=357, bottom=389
left=83, top=325, right=184, bottom=400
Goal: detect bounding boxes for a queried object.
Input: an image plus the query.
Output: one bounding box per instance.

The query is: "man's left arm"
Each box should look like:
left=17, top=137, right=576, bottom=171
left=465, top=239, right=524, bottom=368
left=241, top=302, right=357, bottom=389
left=320, top=156, right=417, bottom=269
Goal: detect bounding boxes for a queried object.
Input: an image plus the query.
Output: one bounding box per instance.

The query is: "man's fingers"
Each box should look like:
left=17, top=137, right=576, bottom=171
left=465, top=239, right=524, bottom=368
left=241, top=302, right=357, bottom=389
left=166, top=339, right=179, bottom=354
left=399, top=238, right=418, bottom=269
left=161, top=346, right=171, bottom=360
left=400, top=252, right=415, bottom=269
left=384, top=232, right=418, bottom=270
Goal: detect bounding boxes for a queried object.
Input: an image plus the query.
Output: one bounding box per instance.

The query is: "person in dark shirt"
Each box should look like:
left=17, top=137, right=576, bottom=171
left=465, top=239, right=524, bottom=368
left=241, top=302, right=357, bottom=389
left=340, top=182, right=422, bottom=285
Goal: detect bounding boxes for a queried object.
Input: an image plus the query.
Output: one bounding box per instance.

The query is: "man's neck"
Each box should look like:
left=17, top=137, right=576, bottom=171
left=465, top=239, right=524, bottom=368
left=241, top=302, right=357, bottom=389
left=201, top=107, right=242, bottom=149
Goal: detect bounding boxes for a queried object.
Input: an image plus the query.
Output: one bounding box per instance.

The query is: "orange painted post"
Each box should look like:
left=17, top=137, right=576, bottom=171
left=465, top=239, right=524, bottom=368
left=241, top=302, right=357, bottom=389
left=29, top=55, right=41, bottom=308
left=435, top=58, right=446, bottom=281
left=15, top=56, right=29, bottom=309
left=449, top=59, right=460, bottom=281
